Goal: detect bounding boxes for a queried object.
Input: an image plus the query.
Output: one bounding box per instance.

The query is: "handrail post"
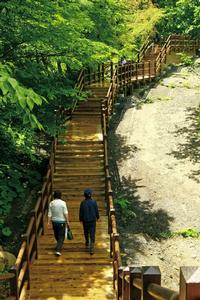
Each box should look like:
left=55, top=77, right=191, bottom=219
left=122, top=266, right=130, bottom=300
left=41, top=189, right=45, bottom=235
left=98, top=64, right=101, bottom=82
left=142, top=61, right=145, bottom=83
left=142, top=266, right=161, bottom=300
left=179, top=267, right=200, bottom=300
left=154, top=60, right=157, bottom=76
left=88, top=67, right=91, bottom=85
left=83, top=69, right=85, bottom=87
left=110, top=61, right=113, bottom=82
left=102, top=63, right=105, bottom=82
left=117, top=266, right=123, bottom=300
left=21, top=234, right=31, bottom=290
left=112, top=232, right=120, bottom=266
left=109, top=208, right=115, bottom=258
left=148, top=61, right=151, bottom=80
left=130, top=267, right=142, bottom=300
left=53, top=138, right=57, bottom=173
left=9, top=265, right=19, bottom=300
left=31, top=209, right=38, bottom=259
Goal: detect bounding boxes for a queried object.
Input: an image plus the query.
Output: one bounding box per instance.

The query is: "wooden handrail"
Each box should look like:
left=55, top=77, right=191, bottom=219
left=4, top=138, right=55, bottom=299
left=138, top=35, right=152, bottom=62
left=148, top=283, right=179, bottom=300
left=132, top=278, right=179, bottom=300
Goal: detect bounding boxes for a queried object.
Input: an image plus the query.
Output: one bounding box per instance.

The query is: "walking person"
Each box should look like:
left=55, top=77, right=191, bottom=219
left=47, top=190, right=70, bottom=256
left=79, top=188, right=99, bottom=255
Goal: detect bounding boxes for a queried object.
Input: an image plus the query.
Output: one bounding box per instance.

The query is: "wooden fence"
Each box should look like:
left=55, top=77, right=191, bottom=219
left=1, top=34, right=200, bottom=300
left=102, top=34, right=200, bottom=299
left=0, top=140, right=56, bottom=300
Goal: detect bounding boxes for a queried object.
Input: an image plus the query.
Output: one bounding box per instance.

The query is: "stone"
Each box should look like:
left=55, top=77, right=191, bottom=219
left=0, top=251, right=16, bottom=272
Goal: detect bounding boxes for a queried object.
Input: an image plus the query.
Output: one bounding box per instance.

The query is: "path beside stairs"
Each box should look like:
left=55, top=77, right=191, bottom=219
left=27, top=83, right=115, bottom=300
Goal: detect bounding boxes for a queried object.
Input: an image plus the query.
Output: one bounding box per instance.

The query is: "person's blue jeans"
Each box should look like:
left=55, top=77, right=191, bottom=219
left=52, top=222, right=65, bottom=253
left=83, top=221, right=96, bottom=244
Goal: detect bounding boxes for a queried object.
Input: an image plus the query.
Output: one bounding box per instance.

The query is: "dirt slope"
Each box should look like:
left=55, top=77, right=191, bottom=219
left=110, top=63, right=200, bottom=290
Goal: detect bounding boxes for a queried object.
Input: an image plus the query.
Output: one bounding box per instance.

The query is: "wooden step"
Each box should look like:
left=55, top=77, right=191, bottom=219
left=54, top=170, right=104, bottom=176
left=56, top=149, right=104, bottom=154
left=73, top=111, right=102, bottom=116
left=55, top=164, right=104, bottom=170
left=57, top=140, right=103, bottom=145
left=55, top=156, right=104, bottom=161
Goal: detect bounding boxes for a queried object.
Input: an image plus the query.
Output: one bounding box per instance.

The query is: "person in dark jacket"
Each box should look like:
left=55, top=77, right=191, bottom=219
left=79, top=188, right=99, bottom=255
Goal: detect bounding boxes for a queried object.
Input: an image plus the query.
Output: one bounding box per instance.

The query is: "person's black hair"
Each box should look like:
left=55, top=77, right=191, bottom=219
left=84, top=188, right=92, bottom=199
left=53, top=190, right=62, bottom=199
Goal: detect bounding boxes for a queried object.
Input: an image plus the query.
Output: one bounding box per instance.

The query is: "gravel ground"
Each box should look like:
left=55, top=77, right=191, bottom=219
left=109, top=63, right=200, bottom=291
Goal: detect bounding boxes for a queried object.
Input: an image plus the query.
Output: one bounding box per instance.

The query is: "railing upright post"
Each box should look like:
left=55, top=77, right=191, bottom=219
left=148, top=61, right=151, bottom=80
left=122, top=266, right=130, bottom=300
left=21, top=234, right=31, bottom=290
left=83, top=69, right=85, bottom=87
left=129, top=267, right=142, bottom=300
left=88, top=68, right=91, bottom=85
left=98, top=64, right=101, bottom=82
left=102, top=63, right=105, bottom=82
left=179, top=267, right=200, bottom=300
left=94, top=66, right=96, bottom=83
left=110, top=61, right=113, bottom=82
left=159, top=52, right=162, bottom=73
left=109, top=207, right=115, bottom=234
left=31, top=210, right=38, bottom=260
left=142, top=61, right=145, bottom=83
left=154, top=60, right=157, bottom=76
left=53, top=138, right=57, bottom=173
left=9, top=265, right=19, bottom=300
left=136, top=62, right=138, bottom=83
left=164, top=44, right=167, bottom=64
left=40, top=191, right=45, bottom=235
left=142, top=266, right=161, bottom=300
left=117, top=267, right=123, bottom=300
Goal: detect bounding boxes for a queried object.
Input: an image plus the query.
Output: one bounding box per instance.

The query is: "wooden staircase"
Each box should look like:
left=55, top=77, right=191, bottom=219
left=27, top=84, right=115, bottom=299
left=5, top=35, right=200, bottom=300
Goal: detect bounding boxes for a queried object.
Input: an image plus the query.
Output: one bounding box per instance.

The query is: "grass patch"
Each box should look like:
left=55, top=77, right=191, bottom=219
left=159, top=228, right=200, bottom=239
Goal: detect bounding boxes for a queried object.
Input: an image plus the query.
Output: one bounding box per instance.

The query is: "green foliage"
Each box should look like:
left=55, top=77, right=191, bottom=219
left=120, top=1, right=163, bottom=58
left=179, top=54, right=194, bottom=66
left=0, top=220, right=12, bottom=238
left=115, top=195, right=129, bottom=209
left=156, top=0, right=200, bottom=37
left=0, top=63, right=44, bottom=129
left=176, top=228, right=200, bottom=238
left=159, top=228, right=200, bottom=239
left=114, top=194, right=136, bottom=225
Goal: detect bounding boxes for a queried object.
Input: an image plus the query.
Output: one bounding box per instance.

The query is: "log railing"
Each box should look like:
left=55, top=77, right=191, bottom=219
left=116, top=266, right=200, bottom=300
left=3, top=140, right=56, bottom=300
left=101, top=101, right=122, bottom=292
left=100, top=34, right=200, bottom=299
left=137, top=36, right=152, bottom=62
left=3, top=34, right=200, bottom=300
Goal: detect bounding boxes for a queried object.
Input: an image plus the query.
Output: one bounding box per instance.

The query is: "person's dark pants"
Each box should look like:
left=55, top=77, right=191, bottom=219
left=52, top=222, right=65, bottom=253
left=83, top=221, right=96, bottom=244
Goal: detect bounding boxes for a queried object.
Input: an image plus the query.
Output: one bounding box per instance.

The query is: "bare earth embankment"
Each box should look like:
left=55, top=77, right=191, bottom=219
left=111, top=63, right=200, bottom=290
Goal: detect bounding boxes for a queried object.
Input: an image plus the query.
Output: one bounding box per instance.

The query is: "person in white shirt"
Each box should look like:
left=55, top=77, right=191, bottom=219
left=47, top=190, right=69, bottom=256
